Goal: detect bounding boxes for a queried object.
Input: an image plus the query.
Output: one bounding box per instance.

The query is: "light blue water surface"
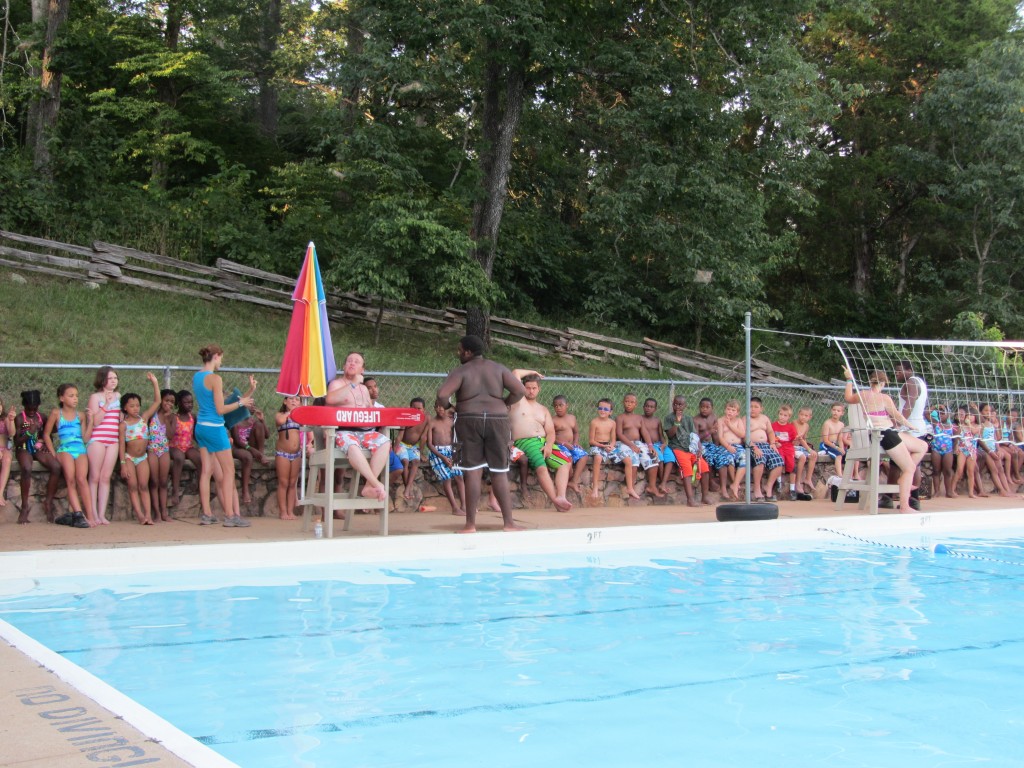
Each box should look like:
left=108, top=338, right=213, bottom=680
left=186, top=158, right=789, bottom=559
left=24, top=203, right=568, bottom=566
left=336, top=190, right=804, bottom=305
left=3, top=531, right=1024, bottom=768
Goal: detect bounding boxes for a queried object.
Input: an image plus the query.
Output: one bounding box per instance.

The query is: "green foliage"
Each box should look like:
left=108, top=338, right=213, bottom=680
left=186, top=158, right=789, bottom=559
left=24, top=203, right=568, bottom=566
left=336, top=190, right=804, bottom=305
left=1, top=0, right=1023, bottom=344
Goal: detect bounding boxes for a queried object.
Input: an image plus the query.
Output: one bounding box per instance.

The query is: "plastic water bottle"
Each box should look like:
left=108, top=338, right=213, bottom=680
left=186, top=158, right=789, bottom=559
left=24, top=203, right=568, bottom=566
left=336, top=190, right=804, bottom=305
left=313, top=520, right=323, bottom=539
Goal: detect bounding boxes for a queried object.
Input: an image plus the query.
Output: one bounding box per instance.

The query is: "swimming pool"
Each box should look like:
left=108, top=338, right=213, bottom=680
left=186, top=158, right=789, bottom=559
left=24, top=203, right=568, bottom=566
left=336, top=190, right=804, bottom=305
left=2, top=513, right=1024, bottom=768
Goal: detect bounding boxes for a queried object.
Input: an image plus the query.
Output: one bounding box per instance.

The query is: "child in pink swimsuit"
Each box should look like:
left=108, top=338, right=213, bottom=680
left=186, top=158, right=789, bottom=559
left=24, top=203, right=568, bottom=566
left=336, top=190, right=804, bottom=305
left=169, top=390, right=201, bottom=508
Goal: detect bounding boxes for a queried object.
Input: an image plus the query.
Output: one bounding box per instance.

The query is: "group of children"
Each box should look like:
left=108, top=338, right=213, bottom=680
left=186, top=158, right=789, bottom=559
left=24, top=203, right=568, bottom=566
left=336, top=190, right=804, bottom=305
left=0, top=374, right=317, bottom=527
left=817, top=399, right=1024, bottom=500
left=576, top=394, right=820, bottom=505
left=383, top=391, right=823, bottom=510
left=931, top=402, right=1024, bottom=498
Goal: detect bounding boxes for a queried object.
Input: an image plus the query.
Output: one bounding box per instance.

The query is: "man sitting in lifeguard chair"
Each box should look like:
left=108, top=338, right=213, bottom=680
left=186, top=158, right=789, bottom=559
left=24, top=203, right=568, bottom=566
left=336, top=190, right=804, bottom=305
left=325, top=351, right=390, bottom=502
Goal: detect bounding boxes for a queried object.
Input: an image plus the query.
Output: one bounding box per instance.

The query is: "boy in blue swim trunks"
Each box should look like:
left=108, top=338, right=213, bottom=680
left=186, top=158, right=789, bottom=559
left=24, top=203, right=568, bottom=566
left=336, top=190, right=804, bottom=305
left=617, top=393, right=662, bottom=498
left=552, top=394, right=590, bottom=495
left=397, top=397, right=429, bottom=500
left=643, top=398, right=676, bottom=495
left=509, top=375, right=572, bottom=511
left=427, top=403, right=465, bottom=516
left=820, top=402, right=852, bottom=479
left=589, top=399, right=639, bottom=501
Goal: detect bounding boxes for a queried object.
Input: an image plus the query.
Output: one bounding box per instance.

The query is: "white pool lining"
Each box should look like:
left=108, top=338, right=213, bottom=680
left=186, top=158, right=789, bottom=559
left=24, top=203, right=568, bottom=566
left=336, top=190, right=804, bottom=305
left=1, top=507, right=1022, bottom=768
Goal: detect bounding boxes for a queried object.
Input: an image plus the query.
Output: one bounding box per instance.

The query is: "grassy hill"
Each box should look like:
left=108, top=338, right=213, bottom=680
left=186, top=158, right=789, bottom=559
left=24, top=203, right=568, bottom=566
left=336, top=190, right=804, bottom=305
left=0, top=271, right=658, bottom=413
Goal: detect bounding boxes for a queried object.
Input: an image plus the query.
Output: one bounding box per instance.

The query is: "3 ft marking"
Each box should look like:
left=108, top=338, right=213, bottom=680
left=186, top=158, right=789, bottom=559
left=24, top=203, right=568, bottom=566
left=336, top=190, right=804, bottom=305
left=586, top=530, right=601, bottom=543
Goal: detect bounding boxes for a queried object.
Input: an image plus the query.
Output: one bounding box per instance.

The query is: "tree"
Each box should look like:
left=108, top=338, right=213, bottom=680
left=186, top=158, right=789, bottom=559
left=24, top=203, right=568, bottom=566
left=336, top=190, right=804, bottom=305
left=922, top=38, right=1024, bottom=332
left=25, top=0, right=70, bottom=176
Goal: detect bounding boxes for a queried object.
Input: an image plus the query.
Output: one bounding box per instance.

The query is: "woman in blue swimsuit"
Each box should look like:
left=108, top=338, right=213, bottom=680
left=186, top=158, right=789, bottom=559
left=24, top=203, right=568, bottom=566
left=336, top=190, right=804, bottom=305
left=193, top=344, right=257, bottom=527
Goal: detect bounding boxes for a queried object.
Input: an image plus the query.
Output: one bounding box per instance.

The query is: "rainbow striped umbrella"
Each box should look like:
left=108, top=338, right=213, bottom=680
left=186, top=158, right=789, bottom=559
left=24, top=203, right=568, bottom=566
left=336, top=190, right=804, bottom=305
left=276, top=242, right=336, bottom=397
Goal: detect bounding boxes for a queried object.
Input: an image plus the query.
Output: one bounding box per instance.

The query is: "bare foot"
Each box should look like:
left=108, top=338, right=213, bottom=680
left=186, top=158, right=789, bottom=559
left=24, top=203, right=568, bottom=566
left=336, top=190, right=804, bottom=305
left=360, top=484, right=385, bottom=501
left=647, top=487, right=666, bottom=498
left=168, top=494, right=179, bottom=509
left=554, top=496, right=573, bottom=512
left=627, top=489, right=641, bottom=500
left=17, top=514, right=30, bottom=524
left=568, top=482, right=581, bottom=494
left=451, top=508, right=466, bottom=516
left=658, top=485, right=671, bottom=495
left=278, top=513, right=298, bottom=520
left=699, top=497, right=711, bottom=506
left=948, top=491, right=958, bottom=498
left=588, top=491, right=601, bottom=503
left=99, top=517, right=110, bottom=525
left=503, top=523, right=527, bottom=531
left=687, top=500, right=699, bottom=507
left=142, top=519, right=154, bottom=525
left=456, top=526, right=476, bottom=534
left=0, top=498, right=6, bottom=508
left=488, top=496, right=502, bottom=514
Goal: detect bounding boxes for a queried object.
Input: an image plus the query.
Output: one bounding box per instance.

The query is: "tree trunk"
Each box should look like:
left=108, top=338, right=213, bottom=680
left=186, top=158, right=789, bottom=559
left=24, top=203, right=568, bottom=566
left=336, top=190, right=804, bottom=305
left=340, top=4, right=364, bottom=128
left=466, top=34, right=527, bottom=344
left=27, top=0, right=70, bottom=176
left=165, top=0, right=182, bottom=50
left=895, top=229, right=920, bottom=297
left=257, top=0, right=281, bottom=137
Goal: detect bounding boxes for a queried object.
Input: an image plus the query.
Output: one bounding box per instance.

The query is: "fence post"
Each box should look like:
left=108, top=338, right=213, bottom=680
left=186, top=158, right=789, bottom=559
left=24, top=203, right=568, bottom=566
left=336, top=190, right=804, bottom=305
left=162, top=366, right=172, bottom=390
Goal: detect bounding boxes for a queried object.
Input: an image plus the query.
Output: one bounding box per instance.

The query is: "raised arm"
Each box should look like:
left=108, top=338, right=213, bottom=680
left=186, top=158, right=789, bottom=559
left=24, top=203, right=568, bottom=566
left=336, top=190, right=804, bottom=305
left=501, top=368, right=526, bottom=407
left=841, top=366, right=860, bottom=405
left=142, top=373, right=161, bottom=421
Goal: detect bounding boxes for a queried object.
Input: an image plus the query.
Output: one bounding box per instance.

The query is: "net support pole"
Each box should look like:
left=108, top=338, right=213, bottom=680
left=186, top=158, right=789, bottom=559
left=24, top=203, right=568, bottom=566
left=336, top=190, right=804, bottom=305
left=744, top=311, right=752, bottom=504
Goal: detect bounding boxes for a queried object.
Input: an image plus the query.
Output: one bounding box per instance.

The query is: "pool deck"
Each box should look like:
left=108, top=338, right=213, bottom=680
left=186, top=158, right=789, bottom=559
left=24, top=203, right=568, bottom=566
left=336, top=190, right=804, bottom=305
left=2, top=493, right=1022, bottom=767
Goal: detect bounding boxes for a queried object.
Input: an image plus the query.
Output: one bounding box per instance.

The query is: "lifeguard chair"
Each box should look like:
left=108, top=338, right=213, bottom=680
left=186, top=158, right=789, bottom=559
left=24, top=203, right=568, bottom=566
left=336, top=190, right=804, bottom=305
left=292, top=405, right=426, bottom=538
left=833, top=403, right=900, bottom=515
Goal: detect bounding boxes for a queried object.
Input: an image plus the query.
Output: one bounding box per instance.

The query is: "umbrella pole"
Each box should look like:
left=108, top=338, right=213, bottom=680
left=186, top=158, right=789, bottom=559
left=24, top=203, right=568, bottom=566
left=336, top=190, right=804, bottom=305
left=299, top=396, right=309, bottom=502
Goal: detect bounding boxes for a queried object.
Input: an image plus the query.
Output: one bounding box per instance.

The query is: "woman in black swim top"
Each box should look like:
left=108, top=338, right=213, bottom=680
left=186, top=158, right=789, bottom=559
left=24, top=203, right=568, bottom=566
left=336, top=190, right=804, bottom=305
left=842, top=366, right=929, bottom=514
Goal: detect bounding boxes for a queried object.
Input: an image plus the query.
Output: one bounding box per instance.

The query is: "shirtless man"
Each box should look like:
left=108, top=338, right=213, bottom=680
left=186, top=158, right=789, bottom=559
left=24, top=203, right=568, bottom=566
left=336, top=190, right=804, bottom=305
left=435, top=335, right=526, bottom=532
left=323, top=352, right=392, bottom=503
left=509, top=375, right=572, bottom=512
left=617, top=393, right=660, bottom=497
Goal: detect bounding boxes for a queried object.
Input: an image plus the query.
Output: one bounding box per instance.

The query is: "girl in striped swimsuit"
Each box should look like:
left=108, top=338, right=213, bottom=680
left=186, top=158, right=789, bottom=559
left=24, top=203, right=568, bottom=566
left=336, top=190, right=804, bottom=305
left=86, top=366, right=121, bottom=526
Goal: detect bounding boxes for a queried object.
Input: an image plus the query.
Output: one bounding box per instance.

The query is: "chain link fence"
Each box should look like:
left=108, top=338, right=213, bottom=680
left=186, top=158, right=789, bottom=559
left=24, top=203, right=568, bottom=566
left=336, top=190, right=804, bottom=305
left=0, top=363, right=847, bottom=440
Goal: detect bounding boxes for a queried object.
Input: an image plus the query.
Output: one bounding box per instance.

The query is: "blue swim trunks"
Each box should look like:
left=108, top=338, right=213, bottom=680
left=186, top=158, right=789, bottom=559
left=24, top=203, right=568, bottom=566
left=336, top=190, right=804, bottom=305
left=429, top=445, right=462, bottom=481
left=750, top=442, right=784, bottom=470
left=556, top=443, right=589, bottom=464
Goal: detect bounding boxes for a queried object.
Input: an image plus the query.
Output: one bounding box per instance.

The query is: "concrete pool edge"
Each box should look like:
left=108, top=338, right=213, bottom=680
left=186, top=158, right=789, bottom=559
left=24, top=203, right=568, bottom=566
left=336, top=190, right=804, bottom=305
left=0, top=620, right=239, bottom=768
left=3, top=507, right=1023, bottom=578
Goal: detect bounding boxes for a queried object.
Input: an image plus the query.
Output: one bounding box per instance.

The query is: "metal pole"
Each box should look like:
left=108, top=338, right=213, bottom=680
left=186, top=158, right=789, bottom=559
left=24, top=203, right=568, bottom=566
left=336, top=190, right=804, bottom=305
left=744, top=311, right=752, bottom=504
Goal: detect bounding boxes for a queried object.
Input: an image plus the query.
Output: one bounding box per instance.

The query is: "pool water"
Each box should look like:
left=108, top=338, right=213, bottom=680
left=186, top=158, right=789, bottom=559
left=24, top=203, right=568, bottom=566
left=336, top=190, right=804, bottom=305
left=3, top=531, right=1024, bottom=768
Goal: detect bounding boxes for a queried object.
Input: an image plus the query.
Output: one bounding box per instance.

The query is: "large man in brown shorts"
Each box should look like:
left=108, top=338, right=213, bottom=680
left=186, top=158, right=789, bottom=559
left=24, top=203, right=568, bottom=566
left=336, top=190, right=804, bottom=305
left=435, top=335, right=526, bottom=532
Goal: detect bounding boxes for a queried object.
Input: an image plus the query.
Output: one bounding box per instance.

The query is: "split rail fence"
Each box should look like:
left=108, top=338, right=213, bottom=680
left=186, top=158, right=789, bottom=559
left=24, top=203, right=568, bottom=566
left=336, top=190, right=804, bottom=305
left=0, top=230, right=825, bottom=386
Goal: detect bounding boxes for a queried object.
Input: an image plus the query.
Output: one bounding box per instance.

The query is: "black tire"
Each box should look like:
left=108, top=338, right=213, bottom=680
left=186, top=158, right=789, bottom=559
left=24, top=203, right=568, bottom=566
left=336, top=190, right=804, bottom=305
left=716, top=502, right=779, bottom=522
